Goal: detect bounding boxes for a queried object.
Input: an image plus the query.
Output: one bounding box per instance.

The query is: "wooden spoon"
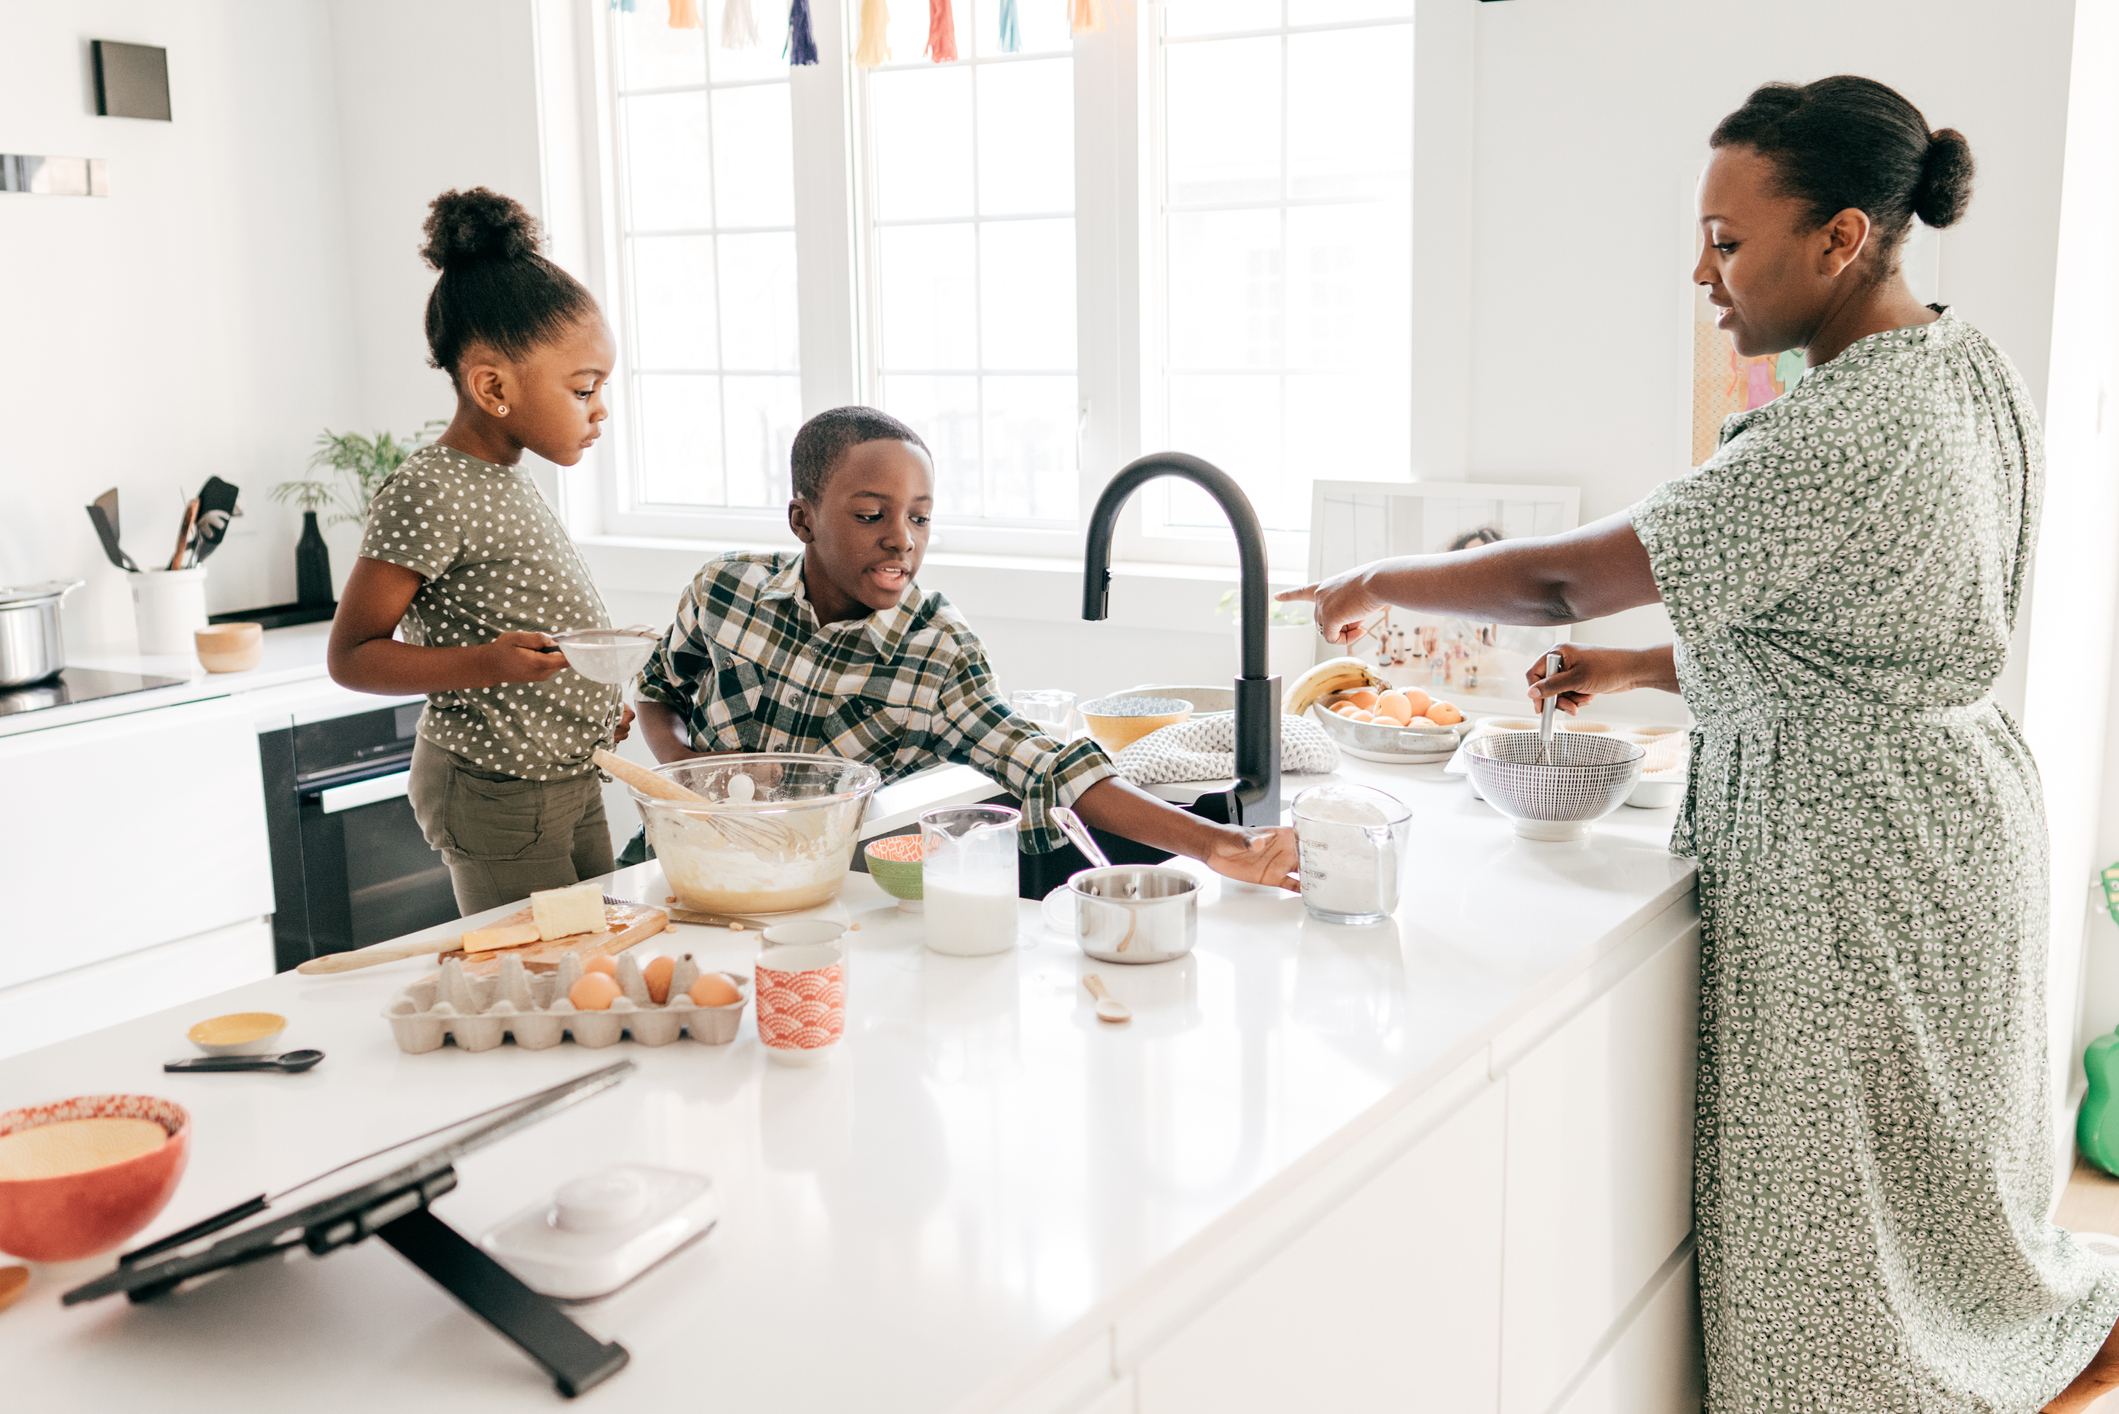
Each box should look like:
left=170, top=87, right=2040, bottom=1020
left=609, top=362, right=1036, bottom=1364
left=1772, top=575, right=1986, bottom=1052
left=1082, top=974, right=1131, bottom=1023
left=295, top=933, right=465, bottom=975
left=593, top=748, right=706, bottom=803
left=0, top=1265, right=28, bottom=1314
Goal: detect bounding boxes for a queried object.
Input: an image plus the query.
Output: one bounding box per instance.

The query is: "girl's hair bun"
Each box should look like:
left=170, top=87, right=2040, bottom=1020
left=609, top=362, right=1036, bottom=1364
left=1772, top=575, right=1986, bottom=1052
left=420, top=187, right=543, bottom=271
left=1914, top=128, right=1975, bottom=229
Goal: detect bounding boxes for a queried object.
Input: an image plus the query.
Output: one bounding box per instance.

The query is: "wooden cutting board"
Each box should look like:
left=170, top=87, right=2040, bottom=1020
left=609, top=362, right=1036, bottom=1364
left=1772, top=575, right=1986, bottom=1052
left=433, top=899, right=669, bottom=978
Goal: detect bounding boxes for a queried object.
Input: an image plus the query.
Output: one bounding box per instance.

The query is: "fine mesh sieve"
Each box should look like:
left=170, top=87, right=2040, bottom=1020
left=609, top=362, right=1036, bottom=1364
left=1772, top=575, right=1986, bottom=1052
left=1465, top=730, right=1646, bottom=841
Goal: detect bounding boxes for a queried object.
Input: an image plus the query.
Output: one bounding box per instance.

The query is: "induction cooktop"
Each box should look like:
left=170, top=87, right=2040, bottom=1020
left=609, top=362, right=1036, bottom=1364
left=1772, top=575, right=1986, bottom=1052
left=0, top=666, right=188, bottom=718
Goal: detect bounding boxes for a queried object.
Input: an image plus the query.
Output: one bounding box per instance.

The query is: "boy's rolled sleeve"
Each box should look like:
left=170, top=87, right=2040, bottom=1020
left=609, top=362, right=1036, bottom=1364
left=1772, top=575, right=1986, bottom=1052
left=934, top=655, right=1115, bottom=854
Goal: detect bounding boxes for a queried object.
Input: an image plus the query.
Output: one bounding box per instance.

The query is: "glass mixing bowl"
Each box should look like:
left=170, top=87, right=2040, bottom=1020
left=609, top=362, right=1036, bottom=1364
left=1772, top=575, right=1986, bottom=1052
left=626, top=754, right=881, bottom=914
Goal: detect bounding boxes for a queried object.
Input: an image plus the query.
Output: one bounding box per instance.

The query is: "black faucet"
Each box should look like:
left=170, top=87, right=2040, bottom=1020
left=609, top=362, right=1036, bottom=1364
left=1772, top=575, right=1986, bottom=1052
left=1081, top=452, right=1281, bottom=830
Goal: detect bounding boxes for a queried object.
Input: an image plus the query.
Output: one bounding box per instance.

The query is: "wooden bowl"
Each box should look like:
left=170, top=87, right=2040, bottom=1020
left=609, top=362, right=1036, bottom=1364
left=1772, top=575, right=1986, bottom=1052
left=0, top=1095, right=191, bottom=1262
left=194, top=622, right=262, bottom=673
left=1080, top=695, right=1193, bottom=752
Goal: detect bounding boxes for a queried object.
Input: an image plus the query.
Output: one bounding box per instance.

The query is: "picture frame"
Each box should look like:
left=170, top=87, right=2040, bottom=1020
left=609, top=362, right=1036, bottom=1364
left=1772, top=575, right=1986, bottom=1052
left=1305, top=479, right=1581, bottom=712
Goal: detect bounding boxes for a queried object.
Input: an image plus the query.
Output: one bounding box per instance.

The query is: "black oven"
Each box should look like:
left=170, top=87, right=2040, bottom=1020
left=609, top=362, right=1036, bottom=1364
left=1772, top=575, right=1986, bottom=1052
left=260, top=702, right=458, bottom=971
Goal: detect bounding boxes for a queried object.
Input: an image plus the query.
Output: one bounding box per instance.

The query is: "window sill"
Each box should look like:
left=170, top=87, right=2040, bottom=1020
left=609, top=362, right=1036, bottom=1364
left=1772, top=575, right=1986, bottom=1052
left=573, top=534, right=1304, bottom=634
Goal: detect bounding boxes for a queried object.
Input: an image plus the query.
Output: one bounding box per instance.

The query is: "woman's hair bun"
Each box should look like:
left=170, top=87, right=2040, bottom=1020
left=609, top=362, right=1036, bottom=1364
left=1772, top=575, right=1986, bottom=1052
left=1914, top=128, right=1975, bottom=229
left=420, top=187, right=543, bottom=272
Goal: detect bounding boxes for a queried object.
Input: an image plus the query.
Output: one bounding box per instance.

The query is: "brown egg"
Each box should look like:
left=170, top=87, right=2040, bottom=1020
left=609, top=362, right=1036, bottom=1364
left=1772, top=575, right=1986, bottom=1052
left=1373, top=691, right=1413, bottom=724
left=1349, top=709, right=1377, bottom=723
left=1332, top=702, right=1361, bottom=717
left=1348, top=688, right=1379, bottom=709
left=584, top=955, right=619, bottom=977
left=1427, top=701, right=1464, bottom=726
left=643, top=955, right=676, bottom=1005
left=569, top=973, right=622, bottom=1010
left=690, top=973, right=741, bottom=1008
left=1401, top=688, right=1432, bottom=717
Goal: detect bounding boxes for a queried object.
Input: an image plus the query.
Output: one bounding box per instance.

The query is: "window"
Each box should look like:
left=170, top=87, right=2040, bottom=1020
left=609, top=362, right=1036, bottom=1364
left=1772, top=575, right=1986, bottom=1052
left=588, top=0, right=1415, bottom=561
left=1149, top=0, right=1413, bottom=540
left=608, top=3, right=800, bottom=511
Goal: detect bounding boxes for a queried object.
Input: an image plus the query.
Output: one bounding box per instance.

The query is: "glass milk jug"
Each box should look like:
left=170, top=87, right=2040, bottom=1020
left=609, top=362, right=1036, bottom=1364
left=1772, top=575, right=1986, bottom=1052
left=919, top=805, right=1021, bottom=955
left=1292, top=784, right=1413, bottom=925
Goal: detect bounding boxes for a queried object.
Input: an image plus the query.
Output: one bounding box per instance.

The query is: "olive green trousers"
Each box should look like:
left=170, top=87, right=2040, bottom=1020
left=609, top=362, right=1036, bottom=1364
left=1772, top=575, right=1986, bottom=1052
left=406, top=737, right=615, bottom=917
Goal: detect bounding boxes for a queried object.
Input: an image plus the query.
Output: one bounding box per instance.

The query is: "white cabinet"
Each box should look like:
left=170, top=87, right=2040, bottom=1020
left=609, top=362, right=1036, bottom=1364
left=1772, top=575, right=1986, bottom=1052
left=1134, top=1081, right=1508, bottom=1414
left=1496, top=920, right=1702, bottom=1414
left=0, top=698, right=273, bottom=988
left=1553, top=1249, right=1702, bottom=1414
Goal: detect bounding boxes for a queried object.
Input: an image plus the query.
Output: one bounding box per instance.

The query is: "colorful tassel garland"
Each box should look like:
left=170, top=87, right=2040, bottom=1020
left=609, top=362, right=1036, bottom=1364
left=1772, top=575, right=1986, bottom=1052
left=669, top=0, right=702, bottom=27
left=788, top=0, right=818, bottom=63
left=609, top=0, right=637, bottom=12
left=722, top=0, right=759, bottom=47
left=925, top=0, right=957, bottom=61
left=855, top=0, right=891, bottom=67
left=1069, top=0, right=1103, bottom=35
left=998, top=0, right=1019, bottom=52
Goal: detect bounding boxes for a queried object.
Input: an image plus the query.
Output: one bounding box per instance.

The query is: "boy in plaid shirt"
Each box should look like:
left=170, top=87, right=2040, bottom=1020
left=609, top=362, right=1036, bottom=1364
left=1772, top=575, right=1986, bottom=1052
left=633, top=406, right=1297, bottom=888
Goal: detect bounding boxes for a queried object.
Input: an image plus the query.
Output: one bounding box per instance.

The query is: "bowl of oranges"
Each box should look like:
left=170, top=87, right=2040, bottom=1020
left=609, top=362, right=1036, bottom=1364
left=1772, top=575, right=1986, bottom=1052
left=1312, top=686, right=1470, bottom=764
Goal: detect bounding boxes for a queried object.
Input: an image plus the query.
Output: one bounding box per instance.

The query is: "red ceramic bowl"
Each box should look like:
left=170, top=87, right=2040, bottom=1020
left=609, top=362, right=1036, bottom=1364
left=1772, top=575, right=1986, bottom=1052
left=0, top=1095, right=191, bottom=1262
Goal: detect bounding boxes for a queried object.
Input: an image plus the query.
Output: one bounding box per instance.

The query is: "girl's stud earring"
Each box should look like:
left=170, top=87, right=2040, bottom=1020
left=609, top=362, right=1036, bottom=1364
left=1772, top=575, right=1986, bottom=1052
left=496, top=405, right=509, bottom=415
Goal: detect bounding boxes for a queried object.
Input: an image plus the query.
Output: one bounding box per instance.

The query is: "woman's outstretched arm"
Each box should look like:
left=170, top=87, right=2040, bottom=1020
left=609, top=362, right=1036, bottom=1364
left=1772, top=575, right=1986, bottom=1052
left=1276, top=512, right=1662, bottom=643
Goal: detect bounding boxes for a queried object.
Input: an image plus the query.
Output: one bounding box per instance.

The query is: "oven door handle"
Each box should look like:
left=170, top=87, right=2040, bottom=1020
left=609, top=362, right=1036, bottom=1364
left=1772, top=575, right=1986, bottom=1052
left=317, top=769, right=412, bottom=815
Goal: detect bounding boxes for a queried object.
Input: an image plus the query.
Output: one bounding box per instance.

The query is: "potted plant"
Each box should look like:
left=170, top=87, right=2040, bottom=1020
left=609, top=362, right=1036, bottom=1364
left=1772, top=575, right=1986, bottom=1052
left=270, top=422, right=444, bottom=605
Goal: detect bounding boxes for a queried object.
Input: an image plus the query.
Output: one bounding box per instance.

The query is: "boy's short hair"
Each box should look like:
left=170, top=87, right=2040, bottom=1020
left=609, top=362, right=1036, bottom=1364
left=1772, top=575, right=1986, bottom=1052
left=790, top=406, right=931, bottom=502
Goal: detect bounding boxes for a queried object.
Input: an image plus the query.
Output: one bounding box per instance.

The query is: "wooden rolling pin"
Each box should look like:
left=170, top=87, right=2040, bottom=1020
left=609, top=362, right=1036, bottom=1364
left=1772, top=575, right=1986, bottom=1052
left=295, top=933, right=464, bottom=975
left=593, top=748, right=705, bottom=803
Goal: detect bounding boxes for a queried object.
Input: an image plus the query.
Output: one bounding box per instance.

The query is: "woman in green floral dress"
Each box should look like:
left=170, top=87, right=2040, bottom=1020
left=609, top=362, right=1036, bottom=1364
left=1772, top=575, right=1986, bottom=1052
left=1284, top=77, right=2119, bottom=1411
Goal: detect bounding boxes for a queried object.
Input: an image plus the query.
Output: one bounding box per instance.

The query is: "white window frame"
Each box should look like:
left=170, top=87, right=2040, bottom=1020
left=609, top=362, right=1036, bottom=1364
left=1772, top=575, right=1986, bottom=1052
left=562, top=0, right=1419, bottom=574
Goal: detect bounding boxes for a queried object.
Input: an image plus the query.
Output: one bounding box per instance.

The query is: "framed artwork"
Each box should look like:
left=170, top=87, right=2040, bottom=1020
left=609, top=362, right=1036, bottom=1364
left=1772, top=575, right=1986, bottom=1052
left=1306, top=480, right=1581, bottom=710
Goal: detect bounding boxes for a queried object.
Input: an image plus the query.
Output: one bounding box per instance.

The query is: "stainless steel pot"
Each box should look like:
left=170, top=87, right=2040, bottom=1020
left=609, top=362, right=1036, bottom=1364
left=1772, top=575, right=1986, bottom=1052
left=0, top=580, right=83, bottom=688
left=1067, top=865, right=1198, bottom=964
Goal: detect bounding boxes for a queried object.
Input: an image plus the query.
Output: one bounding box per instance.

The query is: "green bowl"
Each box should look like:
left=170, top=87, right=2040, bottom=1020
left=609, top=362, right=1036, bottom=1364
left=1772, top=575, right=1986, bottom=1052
left=864, top=837, right=924, bottom=910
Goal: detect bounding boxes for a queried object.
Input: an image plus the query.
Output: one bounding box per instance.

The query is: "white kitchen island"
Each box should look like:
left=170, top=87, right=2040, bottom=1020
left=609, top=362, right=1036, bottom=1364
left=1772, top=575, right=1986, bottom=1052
left=0, top=759, right=1702, bottom=1414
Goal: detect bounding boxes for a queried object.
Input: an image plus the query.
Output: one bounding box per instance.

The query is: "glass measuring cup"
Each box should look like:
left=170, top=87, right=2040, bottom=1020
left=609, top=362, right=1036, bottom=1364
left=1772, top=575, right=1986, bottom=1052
left=919, top=805, right=1022, bottom=956
left=1292, top=784, right=1414, bottom=925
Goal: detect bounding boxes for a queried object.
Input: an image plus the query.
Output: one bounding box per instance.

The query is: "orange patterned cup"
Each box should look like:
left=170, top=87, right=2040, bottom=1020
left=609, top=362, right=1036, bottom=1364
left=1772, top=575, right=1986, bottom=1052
left=755, top=943, right=846, bottom=1066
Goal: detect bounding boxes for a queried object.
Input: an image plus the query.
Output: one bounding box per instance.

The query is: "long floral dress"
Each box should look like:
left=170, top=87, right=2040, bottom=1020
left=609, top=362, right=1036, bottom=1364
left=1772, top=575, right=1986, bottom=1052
left=1631, top=310, right=2119, bottom=1411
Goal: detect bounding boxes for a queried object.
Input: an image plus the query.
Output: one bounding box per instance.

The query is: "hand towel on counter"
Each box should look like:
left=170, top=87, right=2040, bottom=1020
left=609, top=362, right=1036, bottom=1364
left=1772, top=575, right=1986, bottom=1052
left=1112, top=713, right=1337, bottom=787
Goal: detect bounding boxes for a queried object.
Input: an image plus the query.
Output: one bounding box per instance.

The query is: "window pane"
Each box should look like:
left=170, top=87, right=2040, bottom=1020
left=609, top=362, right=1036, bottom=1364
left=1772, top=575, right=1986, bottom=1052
left=1287, top=28, right=1410, bottom=201
left=870, top=69, right=976, bottom=219
left=637, top=374, right=722, bottom=505
left=721, top=375, right=801, bottom=506
left=712, top=85, right=795, bottom=227
left=625, top=91, right=713, bottom=230
left=618, top=6, right=706, bottom=90
left=881, top=375, right=982, bottom=515
left=980, top=219, right=1075, bottom=369
left=874, top=0, right=934, bottom=65
left=717, top=231, right=800, bottom=370
left=1164, top=38, right=1282, bottom=205
left=1287, top=0, right=1413, bottom=22
left=1165, top=0, right=1281, bottom=36
left=1165, top=374, right=1286, bottom=529
left=977, top=59, right=1073, bottom=215
left=1287, top=372, right=1407, bottom=485
left=630, top=235, right=716, bottom=369
left=1285, top=201, right=1408, bottom=371
left=1166, top=209, right=1280, bottom=370
left=879, top=224, right=979, bottom=369
left=707, top=0, right=790, bottom=83
left=972, top=0, right=1071, bottom=55
left=981, top=376, right=1077, bottom=521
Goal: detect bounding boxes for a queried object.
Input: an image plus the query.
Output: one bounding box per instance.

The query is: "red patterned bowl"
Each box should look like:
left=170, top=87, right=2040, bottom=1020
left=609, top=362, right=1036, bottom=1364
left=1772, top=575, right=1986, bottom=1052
left=0, top=1095, right=191, bottom=1262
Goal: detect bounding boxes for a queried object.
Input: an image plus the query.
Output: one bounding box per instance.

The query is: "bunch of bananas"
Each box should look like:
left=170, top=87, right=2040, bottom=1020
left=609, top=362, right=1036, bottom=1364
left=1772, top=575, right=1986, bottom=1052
left=1283, top=656, right=1389, bottom=716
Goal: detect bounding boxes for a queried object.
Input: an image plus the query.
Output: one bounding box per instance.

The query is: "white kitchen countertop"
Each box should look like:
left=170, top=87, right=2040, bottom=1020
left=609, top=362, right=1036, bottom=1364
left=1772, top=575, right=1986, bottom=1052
left=0, top=753, right=1696, bottom=1413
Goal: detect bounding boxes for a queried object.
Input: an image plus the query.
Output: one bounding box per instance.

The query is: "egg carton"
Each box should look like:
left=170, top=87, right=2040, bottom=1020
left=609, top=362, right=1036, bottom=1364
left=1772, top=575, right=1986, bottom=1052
left=383, top=951, right=749, bottom=1054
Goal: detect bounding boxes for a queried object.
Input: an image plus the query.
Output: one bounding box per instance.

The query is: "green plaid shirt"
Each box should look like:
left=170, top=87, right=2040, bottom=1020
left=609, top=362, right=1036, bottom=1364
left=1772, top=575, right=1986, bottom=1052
left=637, top=552, right=1114, bottom=854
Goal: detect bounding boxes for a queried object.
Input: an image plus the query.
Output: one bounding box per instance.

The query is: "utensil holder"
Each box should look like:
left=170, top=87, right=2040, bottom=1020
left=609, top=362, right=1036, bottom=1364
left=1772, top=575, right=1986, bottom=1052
left=131, top=565, right=209, bottom=655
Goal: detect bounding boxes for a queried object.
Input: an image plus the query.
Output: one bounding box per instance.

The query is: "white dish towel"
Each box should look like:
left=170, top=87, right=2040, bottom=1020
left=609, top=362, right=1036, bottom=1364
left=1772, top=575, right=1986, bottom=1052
left=1112, top=712, right=1339, bottom=787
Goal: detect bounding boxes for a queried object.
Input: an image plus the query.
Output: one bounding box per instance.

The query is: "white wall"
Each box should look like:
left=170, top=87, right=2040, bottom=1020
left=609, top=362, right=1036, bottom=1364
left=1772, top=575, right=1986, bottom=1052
left=0, top=0, right=359, bottom=645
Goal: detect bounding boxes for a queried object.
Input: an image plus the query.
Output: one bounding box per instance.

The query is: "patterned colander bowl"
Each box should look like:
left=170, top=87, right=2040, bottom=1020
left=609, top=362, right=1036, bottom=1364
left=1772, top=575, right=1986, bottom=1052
left=1464, top=730, right=1646, bottom=841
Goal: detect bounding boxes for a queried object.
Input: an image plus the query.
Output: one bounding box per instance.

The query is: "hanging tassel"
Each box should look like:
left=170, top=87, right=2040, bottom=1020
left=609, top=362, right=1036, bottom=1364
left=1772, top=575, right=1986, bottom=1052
left=855, top=0, right=891, bottom=67
left=925, top=0, right=957, bottom=61
left=788, top=0, right=818, bottom=63
left=998, top=0, right=1019, bottom=52
left=722, top=0, right=759, bottom=47
left=1069, top=0, right=1102, bottom=35
left=669, top=0, right=702, bottom=27
left=609, top=0, right=637, bottom=12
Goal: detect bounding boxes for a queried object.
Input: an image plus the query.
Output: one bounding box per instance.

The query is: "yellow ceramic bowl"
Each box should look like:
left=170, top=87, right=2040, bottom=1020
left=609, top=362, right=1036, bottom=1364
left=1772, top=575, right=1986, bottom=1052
left=187, top=1013, right=286, bottom=1057
left=1080, top=695, right=1193, bottom=752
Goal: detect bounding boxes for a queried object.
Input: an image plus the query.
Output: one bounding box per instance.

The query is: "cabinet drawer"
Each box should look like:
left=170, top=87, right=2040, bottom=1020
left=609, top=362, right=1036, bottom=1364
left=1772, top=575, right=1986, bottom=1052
left=1136, top=1082, right=1507, bottom=1414
left=1498, top=923, right=1700, bottom=1414
left=1554, top=1248, right=1702, bottom=1414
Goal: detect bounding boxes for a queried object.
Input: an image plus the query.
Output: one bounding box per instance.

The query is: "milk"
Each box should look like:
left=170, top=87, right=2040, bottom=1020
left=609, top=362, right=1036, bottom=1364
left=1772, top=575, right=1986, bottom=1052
left=923, top=876, right=1020, bottom=956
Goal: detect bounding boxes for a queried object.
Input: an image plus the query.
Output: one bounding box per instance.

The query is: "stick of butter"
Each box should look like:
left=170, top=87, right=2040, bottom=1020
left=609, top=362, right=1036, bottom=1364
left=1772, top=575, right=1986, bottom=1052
left=461, top=922, right=543, bottom=954
left=530, top=882, right=609, bottom=941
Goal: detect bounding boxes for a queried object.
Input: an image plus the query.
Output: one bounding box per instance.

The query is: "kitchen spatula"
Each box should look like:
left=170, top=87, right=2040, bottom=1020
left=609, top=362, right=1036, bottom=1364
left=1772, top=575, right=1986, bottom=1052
left=191, top=476, right=241, bottom=563
left=85, top=489, right=140, bottom=572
